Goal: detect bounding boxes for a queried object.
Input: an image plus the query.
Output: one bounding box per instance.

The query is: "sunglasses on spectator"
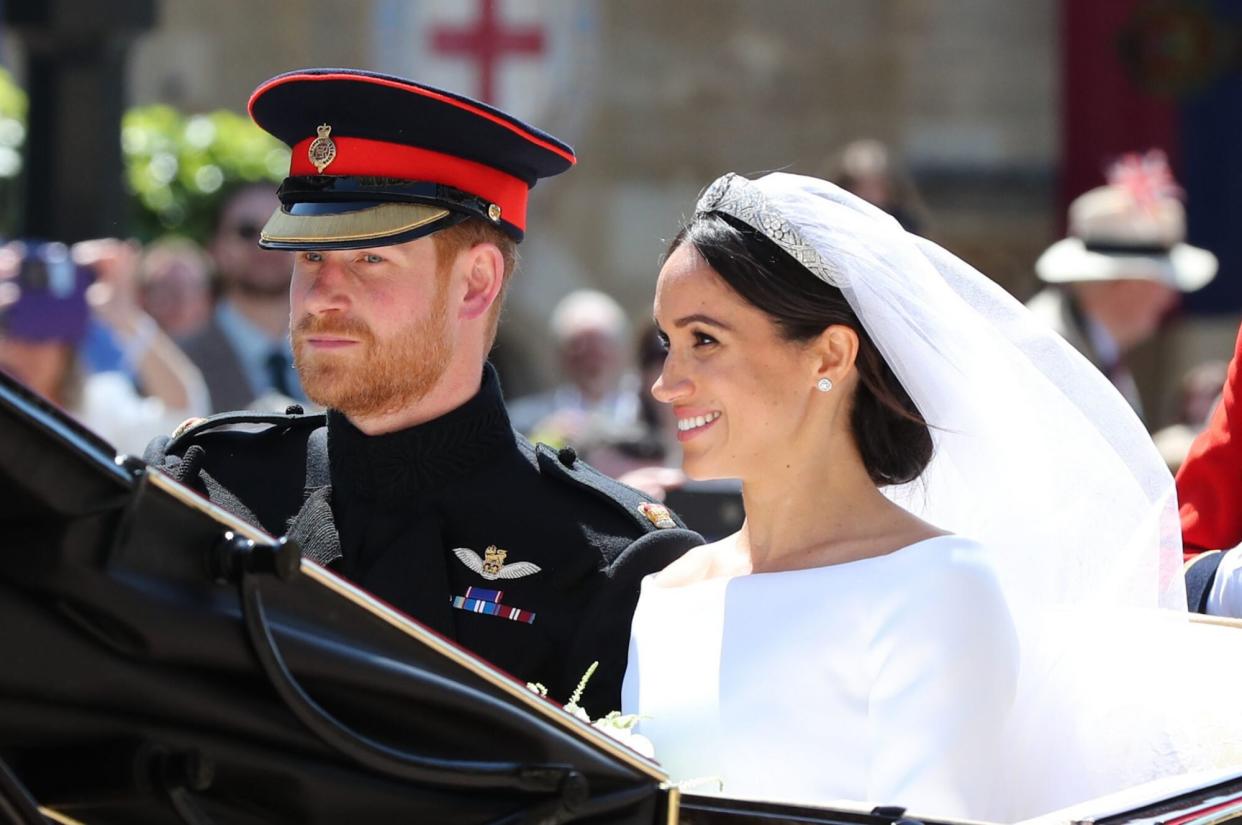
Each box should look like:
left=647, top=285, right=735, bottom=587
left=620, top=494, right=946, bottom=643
left=229, top=222, right=264, bottom=242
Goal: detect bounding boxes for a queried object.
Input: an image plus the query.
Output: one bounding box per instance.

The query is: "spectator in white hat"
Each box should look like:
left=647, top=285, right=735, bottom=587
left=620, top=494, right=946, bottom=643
left=1027, top=151, right=1217, bottom=419
left=507, top=289, right=641, bottom=445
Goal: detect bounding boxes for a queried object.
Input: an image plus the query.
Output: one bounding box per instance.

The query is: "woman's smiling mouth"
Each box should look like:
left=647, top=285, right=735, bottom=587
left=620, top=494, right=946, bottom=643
left=676, top=410, right=721, bottom=439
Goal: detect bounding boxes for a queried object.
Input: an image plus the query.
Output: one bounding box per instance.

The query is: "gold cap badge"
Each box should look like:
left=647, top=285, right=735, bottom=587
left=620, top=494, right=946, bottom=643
left=308, top=123, right=337, bottom=174
left=487, top=203, right=502, bottom=222
left=637, top=502, right=677, bottom=529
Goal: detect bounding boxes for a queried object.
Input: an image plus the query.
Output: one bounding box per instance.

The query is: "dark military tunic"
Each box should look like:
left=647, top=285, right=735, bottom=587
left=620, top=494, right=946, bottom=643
left=146, top=365, right=702, bottom=714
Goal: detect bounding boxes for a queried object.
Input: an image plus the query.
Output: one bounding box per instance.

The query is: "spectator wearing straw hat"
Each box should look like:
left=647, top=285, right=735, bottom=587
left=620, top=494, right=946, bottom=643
left=1027, top=151, right=1217, bottom=420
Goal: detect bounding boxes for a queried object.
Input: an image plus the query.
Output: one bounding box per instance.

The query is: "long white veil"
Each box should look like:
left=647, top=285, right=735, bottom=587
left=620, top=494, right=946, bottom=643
left=696, top=172, right=1242, bottom=821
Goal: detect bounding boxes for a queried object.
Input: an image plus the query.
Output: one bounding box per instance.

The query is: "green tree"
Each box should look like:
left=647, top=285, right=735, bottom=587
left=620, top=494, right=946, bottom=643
left=0, top=68, right=27, bottom=236
left=0, top=66, right=289, bottom=243
left=122, top=105, right=289, bottom=243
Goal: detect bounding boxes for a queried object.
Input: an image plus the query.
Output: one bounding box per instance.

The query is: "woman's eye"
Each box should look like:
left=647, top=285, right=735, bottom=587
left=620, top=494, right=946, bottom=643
left=692, top=331, right=718, bottom=347
left=656, top=334, right=670, bottom=352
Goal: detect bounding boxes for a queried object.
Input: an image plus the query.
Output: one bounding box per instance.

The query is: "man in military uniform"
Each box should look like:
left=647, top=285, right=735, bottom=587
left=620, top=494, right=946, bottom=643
left=145, top=69, right=703, bottom=715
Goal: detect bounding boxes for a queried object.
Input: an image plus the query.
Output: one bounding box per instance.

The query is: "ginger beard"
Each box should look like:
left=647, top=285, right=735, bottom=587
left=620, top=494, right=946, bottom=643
left=292, top=277, right=452, bottom=418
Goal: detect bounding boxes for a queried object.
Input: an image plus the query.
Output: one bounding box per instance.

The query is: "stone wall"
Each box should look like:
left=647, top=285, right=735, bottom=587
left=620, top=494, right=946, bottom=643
left=127, top=0, right=1061, bottom=394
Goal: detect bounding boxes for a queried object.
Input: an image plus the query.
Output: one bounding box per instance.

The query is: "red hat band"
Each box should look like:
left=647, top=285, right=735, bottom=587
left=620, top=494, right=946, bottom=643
left=289, top=135, right=529, bottom=233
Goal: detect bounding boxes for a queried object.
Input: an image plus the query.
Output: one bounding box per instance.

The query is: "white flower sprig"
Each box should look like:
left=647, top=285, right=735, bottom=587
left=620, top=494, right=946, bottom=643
left=527, top=661, right=656, bottom=760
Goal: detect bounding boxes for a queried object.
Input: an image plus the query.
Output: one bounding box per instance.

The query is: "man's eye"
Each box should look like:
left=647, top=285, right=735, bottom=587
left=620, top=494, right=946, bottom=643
left=304, top=251, right=323, bottom=263
left=363, top=253, right=384, bottom=264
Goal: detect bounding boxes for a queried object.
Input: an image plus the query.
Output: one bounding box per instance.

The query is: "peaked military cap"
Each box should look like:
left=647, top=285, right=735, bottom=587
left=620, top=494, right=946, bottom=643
left=248, top=68, right=576, bottom=249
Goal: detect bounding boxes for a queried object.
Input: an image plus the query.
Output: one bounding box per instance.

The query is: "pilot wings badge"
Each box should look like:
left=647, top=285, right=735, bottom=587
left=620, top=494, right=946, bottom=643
left=452, top=545, right=542, bottom=581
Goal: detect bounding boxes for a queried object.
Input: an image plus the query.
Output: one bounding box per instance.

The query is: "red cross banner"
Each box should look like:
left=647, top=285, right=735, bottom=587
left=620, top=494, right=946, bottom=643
left=372, top=0, right=598, bottom=135
left=431, top=0, right=546, bottom=106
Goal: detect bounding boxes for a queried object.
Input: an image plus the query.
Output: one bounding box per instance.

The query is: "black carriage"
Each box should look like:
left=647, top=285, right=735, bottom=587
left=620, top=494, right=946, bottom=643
left=0, top=372, right=1238, bottom=825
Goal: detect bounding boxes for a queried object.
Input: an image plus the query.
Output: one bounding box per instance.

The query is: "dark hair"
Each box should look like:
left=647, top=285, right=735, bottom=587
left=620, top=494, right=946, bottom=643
left=672, top=212, right=932, bottom=486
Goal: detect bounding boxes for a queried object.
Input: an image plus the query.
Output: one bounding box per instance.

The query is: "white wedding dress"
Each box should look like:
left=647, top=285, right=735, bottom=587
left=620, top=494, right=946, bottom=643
left=622, top=536, right=1020, bottom=821
left=622, top=172, right=1242, bottom=824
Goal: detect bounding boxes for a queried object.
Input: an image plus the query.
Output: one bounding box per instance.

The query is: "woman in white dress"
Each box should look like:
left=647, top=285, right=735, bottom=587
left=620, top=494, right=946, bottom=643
left=622, top=172, right=1239, bottom=822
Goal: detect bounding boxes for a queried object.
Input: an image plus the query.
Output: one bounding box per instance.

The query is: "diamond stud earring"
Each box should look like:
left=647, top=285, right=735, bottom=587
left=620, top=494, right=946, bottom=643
left=817, top=378, right=833, bottom=392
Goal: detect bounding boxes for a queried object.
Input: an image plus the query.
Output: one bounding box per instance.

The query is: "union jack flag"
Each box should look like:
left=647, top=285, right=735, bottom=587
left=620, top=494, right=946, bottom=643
left=1106, top=149, right=1184, bottom=210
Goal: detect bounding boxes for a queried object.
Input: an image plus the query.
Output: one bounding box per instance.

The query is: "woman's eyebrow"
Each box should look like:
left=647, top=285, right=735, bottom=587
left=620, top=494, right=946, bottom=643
left=673, top=313, right=732, bottom=330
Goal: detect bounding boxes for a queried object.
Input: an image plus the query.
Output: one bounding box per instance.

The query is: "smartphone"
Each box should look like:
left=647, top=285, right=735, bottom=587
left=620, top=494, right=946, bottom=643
left=16, top=241, right=77, bottom=296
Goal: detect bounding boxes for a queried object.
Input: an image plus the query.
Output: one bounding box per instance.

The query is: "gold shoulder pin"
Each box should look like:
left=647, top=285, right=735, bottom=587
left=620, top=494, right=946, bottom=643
left=171, top=417, right=206, bottom=439
left=637, top=502, right=677, bottom=529
left=308, top=123, right=337, bottom=173
left=452, top=545, right=542, bottom=581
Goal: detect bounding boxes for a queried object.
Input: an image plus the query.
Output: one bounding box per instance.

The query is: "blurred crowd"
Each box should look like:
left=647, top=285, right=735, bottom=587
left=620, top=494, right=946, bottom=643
left=0, top=182, right=305, bottom=455
left=0, top=143, right=1229, bottom=494
left=498, top=142, right=1228, bottom=501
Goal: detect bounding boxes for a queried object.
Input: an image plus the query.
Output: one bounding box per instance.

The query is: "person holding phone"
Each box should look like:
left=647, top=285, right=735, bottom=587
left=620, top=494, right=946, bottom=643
left=0, top=238, right=209, bottom=455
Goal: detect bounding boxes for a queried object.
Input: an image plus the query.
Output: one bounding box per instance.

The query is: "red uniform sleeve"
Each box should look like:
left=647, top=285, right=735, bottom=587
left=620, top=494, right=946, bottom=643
left=1176, top=324, right=1242, bottom=559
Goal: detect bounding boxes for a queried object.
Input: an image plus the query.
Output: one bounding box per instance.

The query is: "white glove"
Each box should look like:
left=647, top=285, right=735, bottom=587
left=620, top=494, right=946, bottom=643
left=1206, top=544, right=1242, bottom=618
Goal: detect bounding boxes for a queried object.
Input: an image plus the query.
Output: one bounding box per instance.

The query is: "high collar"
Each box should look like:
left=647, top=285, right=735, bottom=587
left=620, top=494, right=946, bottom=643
left=327, top=364, right=515, bottom=504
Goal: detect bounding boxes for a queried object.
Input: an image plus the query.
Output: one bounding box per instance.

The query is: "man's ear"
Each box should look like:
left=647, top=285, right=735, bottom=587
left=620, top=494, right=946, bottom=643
left=458, top=242, right=506, bottom=322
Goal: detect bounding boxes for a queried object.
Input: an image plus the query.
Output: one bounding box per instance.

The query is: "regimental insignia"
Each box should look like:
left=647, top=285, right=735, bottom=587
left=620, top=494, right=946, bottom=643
left=483, top=545, right=507, bottom=576
left=308, top=123, right=337, bottom=173
left=171, top=416, right=207, bottom=439
left=452, top=545, right=542, bottom=581
left=637, top=502, right=677, bottom=529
